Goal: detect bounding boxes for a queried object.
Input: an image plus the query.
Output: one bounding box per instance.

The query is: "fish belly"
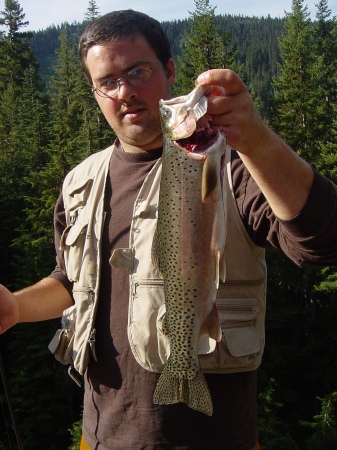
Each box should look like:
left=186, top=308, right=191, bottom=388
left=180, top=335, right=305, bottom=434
left=152, top=139, right=225, bottom=415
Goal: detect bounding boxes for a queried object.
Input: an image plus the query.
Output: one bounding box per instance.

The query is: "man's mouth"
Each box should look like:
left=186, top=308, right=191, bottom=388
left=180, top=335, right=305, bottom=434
left=121, top=104, right=147, bottom=119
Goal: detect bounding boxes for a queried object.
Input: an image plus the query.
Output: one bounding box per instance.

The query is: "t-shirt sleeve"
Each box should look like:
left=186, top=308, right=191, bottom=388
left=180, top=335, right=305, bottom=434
left=48, top=192, right=73, bottom=296
left=231, top=151, right=337, bottom=268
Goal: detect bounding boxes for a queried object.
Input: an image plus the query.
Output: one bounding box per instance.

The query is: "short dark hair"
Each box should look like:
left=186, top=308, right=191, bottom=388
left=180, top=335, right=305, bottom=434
left=79, top=10, right=172, bottom=82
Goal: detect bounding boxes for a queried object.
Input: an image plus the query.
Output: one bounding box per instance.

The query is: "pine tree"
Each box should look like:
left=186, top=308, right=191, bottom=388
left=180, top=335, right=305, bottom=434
left=272, top=0, right=318, bottom=164
left=174, top=0, right=237, bottom=94
left=47, top=27, right=114, bottom=182
left=0, top=0, right=37, bottom=89
left=312, top=0, right=337, bottom=181
left=9, top=66, right=54, bottom=287
left=84, top=0, right=100, bottom=22
left=312, top=0, right=337, bottom=144
left=304, top=391, right=337, bottom=449
left=0, top=81, right=21, bottom=289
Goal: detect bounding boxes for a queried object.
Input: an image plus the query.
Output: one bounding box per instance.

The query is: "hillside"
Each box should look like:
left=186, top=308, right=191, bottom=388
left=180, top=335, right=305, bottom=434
left=29, top=14, right=285, bottom=113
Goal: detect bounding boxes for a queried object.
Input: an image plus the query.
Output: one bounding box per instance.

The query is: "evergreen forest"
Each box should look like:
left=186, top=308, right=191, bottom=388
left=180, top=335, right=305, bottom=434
left=1, top=0, right=337, bottom=448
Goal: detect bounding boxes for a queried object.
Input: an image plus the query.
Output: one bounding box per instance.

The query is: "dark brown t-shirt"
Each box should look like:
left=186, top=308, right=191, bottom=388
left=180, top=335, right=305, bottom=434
left=51, top=145, right=337, bottom=449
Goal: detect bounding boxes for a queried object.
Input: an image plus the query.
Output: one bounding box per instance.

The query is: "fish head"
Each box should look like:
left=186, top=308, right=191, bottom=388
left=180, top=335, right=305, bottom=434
left=160, top=85, right=226, bottom=161
left=159, top=85, right=208, bottom=140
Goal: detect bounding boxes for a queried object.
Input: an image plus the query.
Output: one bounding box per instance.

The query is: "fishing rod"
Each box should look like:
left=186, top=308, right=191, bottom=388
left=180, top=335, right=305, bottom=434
left=0, top=350, right=24, bottom=450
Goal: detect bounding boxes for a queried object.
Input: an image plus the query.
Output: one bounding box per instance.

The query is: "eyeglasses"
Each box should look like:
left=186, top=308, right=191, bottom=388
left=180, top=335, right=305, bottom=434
left=92, top=62, right=162, bottom=99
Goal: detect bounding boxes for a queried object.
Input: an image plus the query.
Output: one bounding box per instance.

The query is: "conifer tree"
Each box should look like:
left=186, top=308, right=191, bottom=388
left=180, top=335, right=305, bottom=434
left=272, top=0, right=317, bottom=164
left=9, top=66, right=54, bottom=287
left=0, top=0, right=37, bottom=89
left=48, top=28, right=89, bottom=175
left=47, top=27, right=114, bottom=184
left=175, top=0, right=237, bottom=94
left=0, top=81, right=20, bottom=288
left=312, top=0, right=337, bottom=144
left=84, top=0, right=100, bottom=22
left=312, top=0, right=337, bottom=180
left=304, top=391, right=337, bottom=449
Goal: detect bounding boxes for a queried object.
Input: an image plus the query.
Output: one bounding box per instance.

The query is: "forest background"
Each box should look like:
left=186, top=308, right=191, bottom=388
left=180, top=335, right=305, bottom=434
left=1, top=0, right=337, bottom=448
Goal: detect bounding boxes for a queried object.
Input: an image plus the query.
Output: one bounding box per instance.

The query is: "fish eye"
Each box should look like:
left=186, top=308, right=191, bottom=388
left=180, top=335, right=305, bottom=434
left=161, top=107, right=171, bottom=119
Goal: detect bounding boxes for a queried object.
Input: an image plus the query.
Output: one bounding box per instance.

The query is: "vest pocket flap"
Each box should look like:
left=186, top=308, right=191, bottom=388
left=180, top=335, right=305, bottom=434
left=60, top=222, right=88, bottom=282
left=223, top=326, right=261, bottom=357
left=65, top=177, right=93, bottom=211
left=110, top=248, right=134, bottom=269
left=63, top=221, right=88, bottom=247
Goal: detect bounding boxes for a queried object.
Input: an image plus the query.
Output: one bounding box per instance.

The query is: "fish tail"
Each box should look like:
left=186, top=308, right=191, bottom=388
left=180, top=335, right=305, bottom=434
left=153, top=365, right=213, bottom=416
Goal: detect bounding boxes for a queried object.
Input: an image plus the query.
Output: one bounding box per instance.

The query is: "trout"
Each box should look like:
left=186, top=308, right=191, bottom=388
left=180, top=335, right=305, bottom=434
left=152, top=85, right=226, bottom=416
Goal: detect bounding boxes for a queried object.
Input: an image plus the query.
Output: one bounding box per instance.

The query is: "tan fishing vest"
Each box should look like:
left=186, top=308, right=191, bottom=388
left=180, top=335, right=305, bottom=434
left=48, top=142, right=267, bottom=377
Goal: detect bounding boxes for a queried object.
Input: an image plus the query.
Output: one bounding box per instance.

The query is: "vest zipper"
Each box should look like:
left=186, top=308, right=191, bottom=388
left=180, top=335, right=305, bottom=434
left=133, top=279, right=164, bottom=298
left=217, top=304, right=255, bottom=312
left=220, top=278, right=264, bottom=286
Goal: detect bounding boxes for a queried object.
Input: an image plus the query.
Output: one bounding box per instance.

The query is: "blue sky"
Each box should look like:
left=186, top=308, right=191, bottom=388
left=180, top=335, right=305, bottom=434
left=1, top=0, right=337, bottom=31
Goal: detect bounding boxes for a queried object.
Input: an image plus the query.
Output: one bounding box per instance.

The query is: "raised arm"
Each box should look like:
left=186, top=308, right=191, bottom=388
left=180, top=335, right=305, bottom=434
left=196, top=69, right=314, bottom=221
left=0, top=278, right=73, bottom=334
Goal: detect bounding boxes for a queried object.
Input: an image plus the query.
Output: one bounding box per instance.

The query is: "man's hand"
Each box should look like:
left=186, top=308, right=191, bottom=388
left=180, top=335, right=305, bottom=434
left=0, top=284, right=19, bottom=333
left=196, top=69, right=268, bottom=156
left=196, top=69, right=314, bottom=221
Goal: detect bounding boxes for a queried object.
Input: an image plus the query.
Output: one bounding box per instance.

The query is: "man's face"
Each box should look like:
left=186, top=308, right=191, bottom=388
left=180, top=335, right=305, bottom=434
left=86, top=34, right=175, bottom=153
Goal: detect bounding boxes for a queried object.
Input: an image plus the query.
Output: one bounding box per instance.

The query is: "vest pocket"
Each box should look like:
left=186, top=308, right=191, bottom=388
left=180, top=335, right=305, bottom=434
left=129, top=278, right=263, bottom=374
left=200, top=297, right=261, bottom=372
left=48, top=305, right=76, bottom=366
left=129, top=279, right=167, bottom=372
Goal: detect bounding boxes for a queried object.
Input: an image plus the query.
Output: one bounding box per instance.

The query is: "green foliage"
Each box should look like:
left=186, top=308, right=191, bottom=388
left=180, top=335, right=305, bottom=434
left=272, top=0, right=318, bottom=162
left=68, top=416, right=83, bottom=450
left=7, top=322, right=82, bottom=449
left=175, top=0, right=237, bottom=94
left=303, top=391, right=337, bottom=449
left=84, top=0, right=100, bottom=23
left=9, top=66, right=54, bottom=287
left=0, top=0, right=37, bottom=89
left=258, top=377, right=285, bottom=442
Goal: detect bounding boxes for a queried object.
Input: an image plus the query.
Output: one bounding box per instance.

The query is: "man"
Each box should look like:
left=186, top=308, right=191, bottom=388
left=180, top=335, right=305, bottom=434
left=1, top=10, right=337, bottom=450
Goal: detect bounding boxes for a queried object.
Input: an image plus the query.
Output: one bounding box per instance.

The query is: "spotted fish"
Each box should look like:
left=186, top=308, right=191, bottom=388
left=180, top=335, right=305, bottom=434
left=152, top=85, right=226, bottom=416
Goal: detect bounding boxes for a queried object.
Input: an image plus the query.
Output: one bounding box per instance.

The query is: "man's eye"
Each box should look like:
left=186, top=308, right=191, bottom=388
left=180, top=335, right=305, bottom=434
left=101, top=79, right=117, bottom=88
left=130, top=67, right=146, bottom=77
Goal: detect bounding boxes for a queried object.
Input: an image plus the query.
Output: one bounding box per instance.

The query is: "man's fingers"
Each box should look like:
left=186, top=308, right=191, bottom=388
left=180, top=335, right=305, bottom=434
left=196, top=69, right=245, bottom=96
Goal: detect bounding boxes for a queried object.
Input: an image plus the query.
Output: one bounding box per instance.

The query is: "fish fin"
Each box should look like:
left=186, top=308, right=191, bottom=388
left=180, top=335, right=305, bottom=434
left=214, top=249, right=226, bottom=285
left=201, top=155, right=218, bottom=201
left=153, top=366, right=213, bottom=416
left=215, top=250, right=220, bottom=289
left=219, top=251, right=226, bottom=282
left=200, top=303, right=222, bottom=342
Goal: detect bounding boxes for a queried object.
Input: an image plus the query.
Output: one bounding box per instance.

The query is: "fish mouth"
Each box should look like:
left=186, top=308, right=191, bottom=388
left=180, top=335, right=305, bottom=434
left=175, top=127, right=219, bottom=154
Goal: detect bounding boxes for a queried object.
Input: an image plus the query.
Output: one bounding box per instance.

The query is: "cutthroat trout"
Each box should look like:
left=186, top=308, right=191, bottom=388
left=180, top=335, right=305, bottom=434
left=152, top=85, right=226, bottom=416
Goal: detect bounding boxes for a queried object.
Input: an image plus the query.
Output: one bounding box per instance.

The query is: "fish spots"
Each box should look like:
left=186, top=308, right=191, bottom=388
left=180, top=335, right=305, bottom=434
left=152, top=87, right=225, bottom=416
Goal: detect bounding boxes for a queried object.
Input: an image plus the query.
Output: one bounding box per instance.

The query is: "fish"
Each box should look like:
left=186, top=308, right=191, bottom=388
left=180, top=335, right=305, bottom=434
left=151, top=85, right=227, bottom=416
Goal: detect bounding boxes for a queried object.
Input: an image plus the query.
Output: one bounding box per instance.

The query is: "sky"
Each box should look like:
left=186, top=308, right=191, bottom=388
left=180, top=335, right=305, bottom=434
left=1, top=0, right=337, bottom=32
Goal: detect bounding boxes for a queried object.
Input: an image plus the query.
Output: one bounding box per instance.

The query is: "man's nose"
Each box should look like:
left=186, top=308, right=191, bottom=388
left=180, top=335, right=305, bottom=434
left=116, top=79, right=138, bottom=100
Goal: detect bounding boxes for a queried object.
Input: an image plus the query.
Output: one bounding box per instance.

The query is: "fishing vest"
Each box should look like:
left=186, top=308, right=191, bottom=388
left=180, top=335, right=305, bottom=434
left=48, top=142, right=267, bottom=378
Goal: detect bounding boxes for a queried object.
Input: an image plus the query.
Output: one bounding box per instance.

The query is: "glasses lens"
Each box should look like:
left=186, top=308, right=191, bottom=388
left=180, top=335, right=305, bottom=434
left=128, top=67, right=151, bottom=86
left=95, top=63, right=159, bottom=97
